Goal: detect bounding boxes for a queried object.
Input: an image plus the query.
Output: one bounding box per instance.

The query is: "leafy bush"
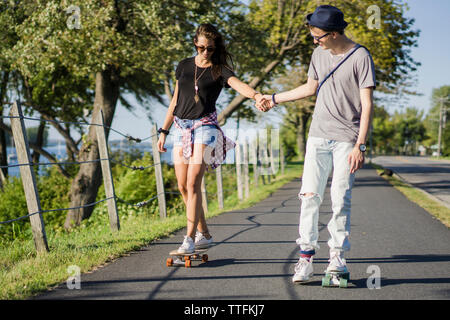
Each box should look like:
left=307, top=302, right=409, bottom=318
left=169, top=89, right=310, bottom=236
left=0, top=149, right=238, bottom=243
left=0, top=177, right=29, bottom=242
left=0, top=166, right=72, bottom=242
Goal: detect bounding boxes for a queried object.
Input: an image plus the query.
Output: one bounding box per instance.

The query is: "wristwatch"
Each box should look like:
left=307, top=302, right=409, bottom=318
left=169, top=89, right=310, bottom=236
left=158, top=128, right=170, bottom=135
left=359, top=143, right=367, bottom=152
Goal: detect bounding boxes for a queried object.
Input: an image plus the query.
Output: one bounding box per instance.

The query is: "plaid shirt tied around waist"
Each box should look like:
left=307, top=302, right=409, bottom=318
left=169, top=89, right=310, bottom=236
left=173, top=111, right=236, bottom=170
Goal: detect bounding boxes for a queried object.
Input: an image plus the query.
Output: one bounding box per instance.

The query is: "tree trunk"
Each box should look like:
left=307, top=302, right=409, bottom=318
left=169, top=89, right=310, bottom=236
left=296, top=113, right=311, bottom=160
left=31, top=117, right=46, bottom=164
left=0, top=120, right=72, bottom=178
left=0, top=71, right=10, bottom=184
left=217, top=58, right=282, bottom=125
left=64, top=67, right=120, bottom=229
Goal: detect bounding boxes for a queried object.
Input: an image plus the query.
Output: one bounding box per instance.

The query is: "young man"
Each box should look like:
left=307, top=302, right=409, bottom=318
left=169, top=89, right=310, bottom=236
left=259, top=5, right=376, bottom=283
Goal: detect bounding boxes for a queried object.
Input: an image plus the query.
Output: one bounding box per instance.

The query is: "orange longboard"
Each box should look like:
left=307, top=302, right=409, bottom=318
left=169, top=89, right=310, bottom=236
left=166, top=248, right=209, bottom=268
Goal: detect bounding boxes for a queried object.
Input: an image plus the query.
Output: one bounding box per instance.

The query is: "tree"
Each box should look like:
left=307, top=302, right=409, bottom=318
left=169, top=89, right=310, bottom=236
left=0, top=1, right=93, bottom=179
left=216, top=0, right=421, bottom=125
left=424, top=85, right=450, bottom=156
left=371, top=104, right=396, bottom=154
left=7, top=0, right=240, bottom=229
left=275, top=64, right=315, bottom=159
left=392, top=107, right=427, bottom=155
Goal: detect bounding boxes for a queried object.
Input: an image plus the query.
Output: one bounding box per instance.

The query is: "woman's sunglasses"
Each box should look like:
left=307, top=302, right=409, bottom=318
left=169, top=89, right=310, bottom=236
left=195, top=45, right=215, bottom=53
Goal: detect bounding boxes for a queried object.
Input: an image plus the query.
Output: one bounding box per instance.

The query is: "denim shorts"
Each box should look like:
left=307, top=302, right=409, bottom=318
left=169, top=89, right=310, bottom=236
left=172, top=119, right=218, bottom=148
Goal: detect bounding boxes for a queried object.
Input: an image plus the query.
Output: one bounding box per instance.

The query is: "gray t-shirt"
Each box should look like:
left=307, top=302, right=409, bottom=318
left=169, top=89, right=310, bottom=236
left=307, top=44, right=376, bottom=143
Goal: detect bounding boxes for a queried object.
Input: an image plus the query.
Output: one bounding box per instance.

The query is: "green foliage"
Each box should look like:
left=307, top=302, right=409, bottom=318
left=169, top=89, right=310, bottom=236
left=275, top=64, right=315, bottom=159
left=392, top=107, right=427, bottom=154
left=0, top=177, right=28, bottom=242
left=38, top=167, right=72, bottom=231
left=246, top=0, right=420, bottom=94
left=26, top=125, right=49, bottom=146
left=279, top=124, right=300, bottom=161
left=371, top=105, right=428, bottom=155
left=372, top=104, right=396, bottom=154
left=424, top=85, right=450, bottom=156
left=0, top=166, right=72, bottom=242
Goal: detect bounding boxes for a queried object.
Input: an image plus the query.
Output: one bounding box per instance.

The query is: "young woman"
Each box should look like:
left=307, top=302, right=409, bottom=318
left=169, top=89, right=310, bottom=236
left=157, top=23, right=268, bottom=253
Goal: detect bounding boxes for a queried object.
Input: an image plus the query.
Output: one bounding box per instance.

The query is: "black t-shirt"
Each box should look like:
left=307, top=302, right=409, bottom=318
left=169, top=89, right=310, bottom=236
left=173, top=57, right=236, bottom=119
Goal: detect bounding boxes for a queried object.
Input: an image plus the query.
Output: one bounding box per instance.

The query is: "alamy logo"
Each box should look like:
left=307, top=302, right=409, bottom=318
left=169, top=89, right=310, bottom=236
left=367, top=5, right=381, bottom=30
left=66, top=5, right=81, bottom=30
left=366, top=265, right=381, bottom=289
left=66, top=265, right=81, bottom=290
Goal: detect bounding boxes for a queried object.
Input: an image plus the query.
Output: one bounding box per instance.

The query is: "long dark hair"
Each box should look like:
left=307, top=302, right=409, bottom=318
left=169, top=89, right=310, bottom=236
left=194, top=23, right=234, bottom=80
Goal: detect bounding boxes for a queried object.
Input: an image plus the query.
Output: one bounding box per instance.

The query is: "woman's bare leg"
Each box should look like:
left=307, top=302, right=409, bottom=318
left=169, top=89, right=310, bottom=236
left=173, top=146, right=189, bottom=206
left=185, top=143, right=210, bottom=239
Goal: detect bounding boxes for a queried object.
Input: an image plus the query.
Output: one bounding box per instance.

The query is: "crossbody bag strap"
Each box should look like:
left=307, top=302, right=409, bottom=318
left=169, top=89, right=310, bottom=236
left=316, top=44, right=363, bottom=96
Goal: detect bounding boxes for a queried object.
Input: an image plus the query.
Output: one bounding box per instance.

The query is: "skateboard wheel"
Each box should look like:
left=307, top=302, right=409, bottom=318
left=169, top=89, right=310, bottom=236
left=185, top=259, right=192, bottom=268
left=339, top=278, right=348, bottom=288
left=202, top=254, right=208, bottom=263
left=166, top=258, right=173, bottom=267
left=322, top=276, right=331, bottom=287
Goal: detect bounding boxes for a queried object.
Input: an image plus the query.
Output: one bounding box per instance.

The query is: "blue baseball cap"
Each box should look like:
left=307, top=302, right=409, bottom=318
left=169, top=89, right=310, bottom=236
left=306, top=5, right=348, bottom=30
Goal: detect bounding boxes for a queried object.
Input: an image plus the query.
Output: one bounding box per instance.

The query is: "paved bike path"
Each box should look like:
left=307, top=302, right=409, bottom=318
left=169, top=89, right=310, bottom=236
left=372, top=156, right=450, bottom=208
left=34, top=166, right=450, bottom=300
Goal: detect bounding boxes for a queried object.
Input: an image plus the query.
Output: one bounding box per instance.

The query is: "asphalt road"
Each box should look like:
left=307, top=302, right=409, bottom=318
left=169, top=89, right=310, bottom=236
left=33, top=165, right=450, bottom=300
left=372, top=156, right=450, bottom=207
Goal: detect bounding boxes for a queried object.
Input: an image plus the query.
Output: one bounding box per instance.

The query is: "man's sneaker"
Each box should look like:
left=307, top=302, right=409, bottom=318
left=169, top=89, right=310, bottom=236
left=292, top=257, right=314, bottom=283
left=326, top=250, right=348, bottom=273
left=177, top=236, right=195, bottom=254
left=195, top=231, right=213, bottom=249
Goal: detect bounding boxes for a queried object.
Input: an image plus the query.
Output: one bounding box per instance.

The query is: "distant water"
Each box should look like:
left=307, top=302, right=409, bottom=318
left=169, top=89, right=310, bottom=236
left=5, top=141, right=174, bottom=178
left=5, top=136, right=239, bottom=178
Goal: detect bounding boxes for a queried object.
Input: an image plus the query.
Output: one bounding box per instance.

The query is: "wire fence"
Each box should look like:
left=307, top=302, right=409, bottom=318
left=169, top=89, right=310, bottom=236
left=0, top=101, right=285, bottom=253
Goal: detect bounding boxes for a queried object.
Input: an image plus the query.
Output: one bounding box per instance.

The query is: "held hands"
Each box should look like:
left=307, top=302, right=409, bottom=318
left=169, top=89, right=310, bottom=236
left=254, top=93, right=275, bottom=112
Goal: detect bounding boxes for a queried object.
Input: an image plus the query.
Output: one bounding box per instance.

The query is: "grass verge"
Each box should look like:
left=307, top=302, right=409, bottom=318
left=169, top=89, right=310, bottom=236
left=371, top=163, right=450, bottom=228
left=0, top=162, right=302, bottom=300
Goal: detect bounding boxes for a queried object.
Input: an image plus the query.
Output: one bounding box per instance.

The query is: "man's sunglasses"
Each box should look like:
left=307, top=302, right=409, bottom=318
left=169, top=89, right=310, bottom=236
left=195, top=45, right=215, bottom=53
left=310, top=32, right=330, bottom=41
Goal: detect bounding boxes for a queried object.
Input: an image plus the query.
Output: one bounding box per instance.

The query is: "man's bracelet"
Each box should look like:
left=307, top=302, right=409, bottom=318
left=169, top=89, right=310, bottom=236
left=158, top=128, right=170, bottom=135
left=272, top=93, right=278, bottom=105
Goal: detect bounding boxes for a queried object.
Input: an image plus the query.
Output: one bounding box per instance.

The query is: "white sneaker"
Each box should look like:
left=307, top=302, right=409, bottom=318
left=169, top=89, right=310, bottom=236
left=195, top=231, right=213, bottom=249
left=326, top=250, right=348, bottom=273
left=177, top=236, right=195, bottom=254
left=292, top=257, right=314, bottom=283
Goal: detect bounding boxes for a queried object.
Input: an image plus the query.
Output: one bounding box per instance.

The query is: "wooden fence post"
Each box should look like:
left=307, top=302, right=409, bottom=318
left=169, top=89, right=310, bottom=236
left=95, top=109, right=120, bottom=232
left=216, top=165, right=224, bottom=209
left=251, top=139, right=258, bottom=188
left=270, top=128, right=279, bottom=176
left=258, top=130, right=267, bottom=185
left=243, top=139, right=249, bottom=199
left=235, top=139, right=243, bottom=201
left=265, top=146, right=271, bottom=183
left=151, top=124, right=167, bottom=219
left=10, top=101, right=49, bottom=253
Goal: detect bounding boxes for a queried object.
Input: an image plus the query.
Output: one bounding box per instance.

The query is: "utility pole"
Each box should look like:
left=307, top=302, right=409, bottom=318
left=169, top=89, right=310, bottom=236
left=437, top=97, right=449, bottom=156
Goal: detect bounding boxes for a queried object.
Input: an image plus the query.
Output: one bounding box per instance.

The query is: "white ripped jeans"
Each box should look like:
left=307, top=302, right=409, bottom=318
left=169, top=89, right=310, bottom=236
left=297, top=137, right=355, bottom=256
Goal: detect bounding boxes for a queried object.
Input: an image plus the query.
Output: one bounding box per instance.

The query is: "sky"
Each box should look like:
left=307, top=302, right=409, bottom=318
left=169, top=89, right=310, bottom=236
left=399, top=0, right=450, bottom=112
left=46, top=0, right=450, bottom=142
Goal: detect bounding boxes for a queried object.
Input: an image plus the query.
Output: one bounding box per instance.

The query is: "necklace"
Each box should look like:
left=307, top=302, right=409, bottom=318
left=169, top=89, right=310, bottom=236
left=194, top=63, right=209, bottom=103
